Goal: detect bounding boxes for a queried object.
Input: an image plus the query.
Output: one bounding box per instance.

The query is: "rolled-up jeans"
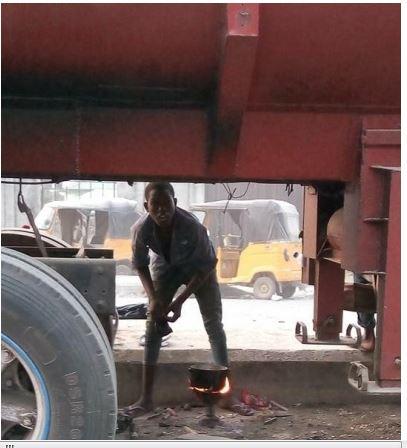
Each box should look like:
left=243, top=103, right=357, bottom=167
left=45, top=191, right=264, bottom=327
left=143, top=269, right=228, bottom=367
left=354, top=273, right=376, bottom=330
left=357, top=312, right=376, bottom=330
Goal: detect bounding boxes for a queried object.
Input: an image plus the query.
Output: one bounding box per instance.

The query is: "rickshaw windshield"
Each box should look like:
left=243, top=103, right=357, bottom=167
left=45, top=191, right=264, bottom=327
left=35, top=199, right=140, bottom=246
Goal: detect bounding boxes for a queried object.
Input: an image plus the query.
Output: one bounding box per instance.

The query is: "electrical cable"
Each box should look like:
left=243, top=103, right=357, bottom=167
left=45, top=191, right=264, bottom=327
left=221, top=182, right=251, bottom=213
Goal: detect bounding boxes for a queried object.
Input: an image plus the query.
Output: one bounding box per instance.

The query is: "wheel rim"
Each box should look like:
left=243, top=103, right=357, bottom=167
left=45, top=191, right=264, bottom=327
left=259, top=283, right=270, bottom=295
left=1, top=334, right=51, bottom=440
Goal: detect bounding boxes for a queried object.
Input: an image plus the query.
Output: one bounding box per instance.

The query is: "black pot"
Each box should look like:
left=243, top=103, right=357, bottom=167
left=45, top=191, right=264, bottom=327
left=189, top=363, right=229, bottom=391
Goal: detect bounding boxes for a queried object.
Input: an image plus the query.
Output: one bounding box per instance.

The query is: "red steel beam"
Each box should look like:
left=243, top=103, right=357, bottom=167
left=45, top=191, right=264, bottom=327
left=2, top=108, right=208, bottom=181
left=375, top=170, right=401, bottom=386
left=313, top=258, right=344, bottom=340
left=2, top=108, right=372, bottom=182
left=342, top=118, right=401, bottom=272
left=209, top=4, right=259, bottom=177
left=302, top=186, right=319, bottom=258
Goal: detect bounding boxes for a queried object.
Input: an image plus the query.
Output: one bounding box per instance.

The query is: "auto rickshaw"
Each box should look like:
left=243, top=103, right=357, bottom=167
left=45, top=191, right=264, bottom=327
left=191, top=199, right=302, bottom=299
left=35, top=198, right=141, bottom=274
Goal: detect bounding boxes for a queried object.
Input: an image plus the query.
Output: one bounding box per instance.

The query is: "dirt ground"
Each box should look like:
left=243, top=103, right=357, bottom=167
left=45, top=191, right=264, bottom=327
left=116, top=402, right=401, bottom=441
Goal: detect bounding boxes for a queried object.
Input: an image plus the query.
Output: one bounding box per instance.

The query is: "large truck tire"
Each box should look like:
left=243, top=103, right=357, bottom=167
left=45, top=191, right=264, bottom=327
left=3, top=248, right=114, bottom=368
left=1, top=228, right=72, bottom=249
left=1, top=248, right=117, bottom=440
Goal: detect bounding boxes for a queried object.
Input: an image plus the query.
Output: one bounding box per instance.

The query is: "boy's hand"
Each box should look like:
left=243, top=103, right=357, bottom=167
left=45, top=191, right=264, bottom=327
left=166, top=297, right=183, bottom=322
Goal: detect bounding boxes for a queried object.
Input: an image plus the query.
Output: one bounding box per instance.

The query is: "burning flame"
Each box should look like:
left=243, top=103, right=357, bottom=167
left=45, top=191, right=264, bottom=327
left=190, top=377, right=231, bottom=395
left=219, top=377, right=230, bottom=394
left=190, top=385, right=212, bottom=393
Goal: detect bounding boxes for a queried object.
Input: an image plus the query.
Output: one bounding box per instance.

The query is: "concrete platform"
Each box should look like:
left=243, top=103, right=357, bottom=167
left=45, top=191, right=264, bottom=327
left=114, top=276, right=398, bottom=408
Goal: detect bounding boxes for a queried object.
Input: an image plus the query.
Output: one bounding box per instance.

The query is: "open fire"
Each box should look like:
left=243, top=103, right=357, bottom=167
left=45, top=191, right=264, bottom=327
left=188, top=363, right=230, bottom=427
left=189, top=376, right=230, bottom=395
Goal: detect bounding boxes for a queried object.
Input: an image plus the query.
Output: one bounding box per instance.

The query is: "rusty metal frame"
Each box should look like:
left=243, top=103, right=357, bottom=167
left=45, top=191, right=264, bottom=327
left=374, top=169, right=401, bottom=387
left=348, top=362, right=400, bottom=396
left=209, top=3, right=259, bottom=172
left=295, top=322, right=361, bottom=347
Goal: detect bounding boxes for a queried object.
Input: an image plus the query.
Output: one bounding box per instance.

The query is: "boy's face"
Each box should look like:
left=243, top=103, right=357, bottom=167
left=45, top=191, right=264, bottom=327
left=144, top=189, right=177, bottom=228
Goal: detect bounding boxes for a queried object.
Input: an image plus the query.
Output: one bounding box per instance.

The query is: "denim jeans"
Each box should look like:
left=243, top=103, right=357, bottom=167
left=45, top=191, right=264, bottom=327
left=357, top=312, right=376, bottom=330
left=143, top=269, right=229, bottom=367
left=354, top=273, right=376, bottom=330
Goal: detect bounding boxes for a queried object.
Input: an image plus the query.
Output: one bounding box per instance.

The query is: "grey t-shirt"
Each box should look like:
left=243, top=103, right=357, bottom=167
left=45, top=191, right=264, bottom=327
left=131, top=207, right=217, bottom=281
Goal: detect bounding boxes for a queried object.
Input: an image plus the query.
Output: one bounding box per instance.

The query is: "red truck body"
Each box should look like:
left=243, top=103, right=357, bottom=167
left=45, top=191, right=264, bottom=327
left=2, top=3, right=401, bottom=398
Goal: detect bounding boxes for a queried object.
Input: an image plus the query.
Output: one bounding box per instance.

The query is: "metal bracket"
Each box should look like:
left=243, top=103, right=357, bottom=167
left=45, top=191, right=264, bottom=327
left=295, top=321, right=362, bottom=347
left=38, top=257, right=117, bottom=347
left=348, top=362, right=401, bottom=396
left=38, top=257, right=116, bottom=314
left=17, top=190, right=48, bottom=258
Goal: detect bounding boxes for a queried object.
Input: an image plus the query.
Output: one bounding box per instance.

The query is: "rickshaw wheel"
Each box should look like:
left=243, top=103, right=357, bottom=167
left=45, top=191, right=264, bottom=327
left=253, top=276, right=276, bottom=300
left=281, top=284, right=297, bottom=299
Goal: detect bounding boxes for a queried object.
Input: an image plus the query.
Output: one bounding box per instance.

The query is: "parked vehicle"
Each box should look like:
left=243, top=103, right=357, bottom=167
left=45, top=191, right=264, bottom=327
left=35, top=198, right=141, bottom=275
left=191, top=199, right=302, bottom=299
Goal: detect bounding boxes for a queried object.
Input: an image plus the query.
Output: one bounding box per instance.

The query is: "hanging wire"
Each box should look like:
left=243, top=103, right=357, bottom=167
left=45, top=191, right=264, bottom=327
left=285, top=183, right=294, bottom=196
left=232, top=182, right=251, bottom=199
left=221, top=182, right=251, bottom=213
left=17, top=178, right=23, bottom=202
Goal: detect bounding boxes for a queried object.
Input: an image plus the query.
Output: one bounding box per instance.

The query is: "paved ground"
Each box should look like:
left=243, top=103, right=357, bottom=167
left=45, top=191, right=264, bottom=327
left=115, top=275, right=361, bottom=353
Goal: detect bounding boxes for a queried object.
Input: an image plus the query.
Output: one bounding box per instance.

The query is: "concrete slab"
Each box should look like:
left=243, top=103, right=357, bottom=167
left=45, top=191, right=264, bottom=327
left=114, top=276, right=396, bottom=408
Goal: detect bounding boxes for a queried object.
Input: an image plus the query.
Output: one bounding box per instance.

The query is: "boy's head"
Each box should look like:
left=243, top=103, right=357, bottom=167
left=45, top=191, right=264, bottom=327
left=144, top=182, right=177, bottom=228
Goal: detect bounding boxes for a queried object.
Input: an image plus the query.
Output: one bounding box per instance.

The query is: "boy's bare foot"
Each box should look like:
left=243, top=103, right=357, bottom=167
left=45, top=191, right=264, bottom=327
left=360, top=328, right=375, bottom=352
left=120, top=398, right=154, bottom=418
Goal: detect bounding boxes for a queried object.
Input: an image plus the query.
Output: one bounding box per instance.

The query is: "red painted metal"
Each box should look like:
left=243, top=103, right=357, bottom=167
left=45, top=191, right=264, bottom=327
left=249, top=4, right=400, bottom=111
left=211, top=4, right=258, bottom=169
left=313, top=259, right=344, bottom=340
left=2, top=4, right=400, bottom=181
left=2, top=109, right=365, bottom=182
left=375, top=170, right=401, bottom=386
left=362, top=130, right=401, bottom=147
left=3, top=4, right=400, bottom=111
left=342, top=119, right=401, bottom=272
left=1, top=3, right=401, bottom=390
left=301, top=258, right=315, bottom=287
left=3, top=4, right=223, bottom=99
left=2, top=109, right=208, bottom=180
left=302, top=186, right=319, bottom=258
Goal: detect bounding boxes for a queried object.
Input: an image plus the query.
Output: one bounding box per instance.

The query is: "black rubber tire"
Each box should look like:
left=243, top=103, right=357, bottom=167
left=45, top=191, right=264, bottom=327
left=2, top=248, right=114, bottom=370
left=281, top=284, right=297, bottom=299
left=2, top=228, right=72, bottom=248
left=253, top=276, right=277, bottom=300
left=1, top=248, right=117, bottom=440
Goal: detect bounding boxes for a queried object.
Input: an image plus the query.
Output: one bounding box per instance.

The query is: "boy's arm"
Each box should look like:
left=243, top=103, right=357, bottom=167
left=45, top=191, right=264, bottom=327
left=132, top=225, right=164, bottom=321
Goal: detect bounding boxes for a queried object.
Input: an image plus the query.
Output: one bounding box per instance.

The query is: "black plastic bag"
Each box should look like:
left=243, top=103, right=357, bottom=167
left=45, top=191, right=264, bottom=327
left=116, top=303, right=148, bottom=320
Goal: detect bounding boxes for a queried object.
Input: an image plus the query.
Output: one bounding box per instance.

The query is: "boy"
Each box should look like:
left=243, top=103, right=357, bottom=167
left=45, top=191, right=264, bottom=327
left=123, top=182, right=252, bottom=416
